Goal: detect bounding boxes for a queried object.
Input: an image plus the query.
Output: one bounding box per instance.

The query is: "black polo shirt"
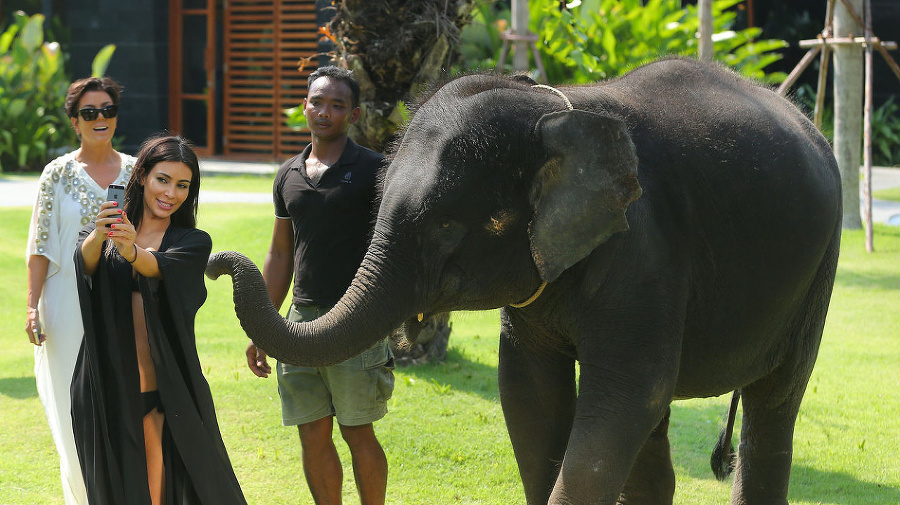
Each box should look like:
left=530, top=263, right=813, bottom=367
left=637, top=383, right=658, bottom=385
left=273, top=138, right=383, bottom=307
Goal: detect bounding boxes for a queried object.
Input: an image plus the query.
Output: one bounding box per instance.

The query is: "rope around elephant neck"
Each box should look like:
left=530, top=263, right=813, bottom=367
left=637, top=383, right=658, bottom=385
left=506, top=85, right=570, bottom=310
left=509, top=281, right=548, bottom=308
left=532, top=84, right=574, bottom=111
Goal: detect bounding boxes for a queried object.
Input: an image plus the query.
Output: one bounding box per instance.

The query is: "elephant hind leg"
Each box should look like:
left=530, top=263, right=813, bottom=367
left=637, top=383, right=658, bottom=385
left=730, top=382, right=801, bottom=505
left=616, top=406, right=676, bottom=505
left=732, top=236, right=837, bottom=505
left=732, top=337, right=822, bottom=505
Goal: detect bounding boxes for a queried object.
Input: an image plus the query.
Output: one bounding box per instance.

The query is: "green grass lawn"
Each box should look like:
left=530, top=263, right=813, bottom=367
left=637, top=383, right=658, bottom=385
left=874, top=186, right=900, bottom=203
left=200, top=173, right=275, bottom=193
left=1, top=201, right=899, bottom=504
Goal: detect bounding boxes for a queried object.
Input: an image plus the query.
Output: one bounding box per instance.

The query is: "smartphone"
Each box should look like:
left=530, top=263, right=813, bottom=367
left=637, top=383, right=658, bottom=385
left=32, top=317, right=43, bottom=343
left=106, top=184, right=126, bottom=228
left=107, top=184, right=125, bottom=209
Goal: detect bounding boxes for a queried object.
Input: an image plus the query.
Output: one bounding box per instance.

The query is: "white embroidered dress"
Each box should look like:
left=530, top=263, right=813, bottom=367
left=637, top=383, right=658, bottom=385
left=26, top=151, right=135, bottom=505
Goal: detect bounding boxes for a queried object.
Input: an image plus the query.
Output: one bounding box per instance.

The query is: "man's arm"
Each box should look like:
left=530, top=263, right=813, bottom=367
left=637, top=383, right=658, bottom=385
left=246, top=217, right=294, bottom=377
left=263, top=217, right=295, bottom=309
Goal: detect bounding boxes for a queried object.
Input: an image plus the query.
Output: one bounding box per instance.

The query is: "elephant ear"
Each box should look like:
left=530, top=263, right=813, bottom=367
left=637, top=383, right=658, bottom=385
left=529, top=110, right=642, bottom=282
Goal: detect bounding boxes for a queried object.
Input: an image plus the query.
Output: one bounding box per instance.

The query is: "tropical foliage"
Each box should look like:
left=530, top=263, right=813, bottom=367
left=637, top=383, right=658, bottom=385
left=0, top=12, right=115, bottom=173
left=0, top=12, right=70, bottom=172
left=285, top=1, right=476, bottom=153
left=459, top=0, right=789, bottom=84
left=795, top=85, right=900, bottom=168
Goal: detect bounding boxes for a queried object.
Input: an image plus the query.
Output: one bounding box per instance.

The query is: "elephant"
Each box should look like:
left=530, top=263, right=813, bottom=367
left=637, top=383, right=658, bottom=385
left=207, top=58, right=842, bottom=505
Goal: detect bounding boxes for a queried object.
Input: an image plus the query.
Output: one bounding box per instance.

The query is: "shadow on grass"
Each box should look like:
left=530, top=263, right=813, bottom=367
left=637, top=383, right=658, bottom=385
left=835, top=267, right=900, bottom=291
left=395, top=347, right=500, bottom=401
left=789, top=465, right=900, bottom=504
left=0, top=376, right=38, bottom=399
left=670, top=401, right=900, bottom=504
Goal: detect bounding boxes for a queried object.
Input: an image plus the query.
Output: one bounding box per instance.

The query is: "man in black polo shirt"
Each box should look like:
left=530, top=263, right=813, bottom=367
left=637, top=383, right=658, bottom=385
left=244, top=66, right=394, bottom=505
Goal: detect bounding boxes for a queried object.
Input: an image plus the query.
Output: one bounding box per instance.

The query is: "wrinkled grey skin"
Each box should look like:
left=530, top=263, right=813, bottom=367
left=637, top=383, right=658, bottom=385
left=208, top=59, right=841, bottom=505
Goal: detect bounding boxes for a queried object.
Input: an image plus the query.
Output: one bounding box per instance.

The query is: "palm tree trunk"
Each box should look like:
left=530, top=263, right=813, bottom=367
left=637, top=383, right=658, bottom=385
left=325, top=0, right=476, bottom=152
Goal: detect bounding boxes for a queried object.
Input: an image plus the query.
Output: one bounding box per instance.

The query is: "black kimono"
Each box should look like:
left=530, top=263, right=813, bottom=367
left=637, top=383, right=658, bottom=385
left=71, top=223, right=247, bottom=505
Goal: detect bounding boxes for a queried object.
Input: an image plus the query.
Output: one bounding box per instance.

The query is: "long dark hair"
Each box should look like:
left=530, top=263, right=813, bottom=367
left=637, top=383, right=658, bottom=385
left=124, top=135, right=201, bottom=230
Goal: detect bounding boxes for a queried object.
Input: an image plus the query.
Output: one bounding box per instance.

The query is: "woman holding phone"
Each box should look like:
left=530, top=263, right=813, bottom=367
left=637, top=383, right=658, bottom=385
left=25, top=76, right=135, bottom=505
left=73, top=135, right=247, bottom=505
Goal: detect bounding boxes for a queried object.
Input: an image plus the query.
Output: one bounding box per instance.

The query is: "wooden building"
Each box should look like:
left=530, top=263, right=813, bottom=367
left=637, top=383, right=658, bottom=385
left=3, top=0, right=329, bottom=159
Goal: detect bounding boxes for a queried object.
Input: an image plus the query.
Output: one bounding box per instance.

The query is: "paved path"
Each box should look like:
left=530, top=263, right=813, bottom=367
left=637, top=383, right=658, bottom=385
left=2, top=162, right=899, bottom=225
left=0, top=159, right=276, bottom=208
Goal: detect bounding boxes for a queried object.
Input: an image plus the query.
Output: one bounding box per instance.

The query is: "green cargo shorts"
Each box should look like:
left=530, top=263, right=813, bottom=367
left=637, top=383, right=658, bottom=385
left=276, top=304, right=395, bottom=427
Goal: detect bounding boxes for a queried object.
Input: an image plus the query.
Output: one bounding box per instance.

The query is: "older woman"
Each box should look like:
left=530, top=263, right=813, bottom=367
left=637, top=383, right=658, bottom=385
left=25, top=76, right=135, bottom=505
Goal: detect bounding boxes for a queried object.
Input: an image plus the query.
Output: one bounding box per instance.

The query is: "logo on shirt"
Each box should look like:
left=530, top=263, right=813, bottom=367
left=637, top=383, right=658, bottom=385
left=342, top=171, right=352, bottom=184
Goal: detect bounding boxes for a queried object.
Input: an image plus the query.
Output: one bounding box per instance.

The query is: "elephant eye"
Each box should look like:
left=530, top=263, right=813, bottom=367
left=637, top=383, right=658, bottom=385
left=440, top=218, right=452, bottom=229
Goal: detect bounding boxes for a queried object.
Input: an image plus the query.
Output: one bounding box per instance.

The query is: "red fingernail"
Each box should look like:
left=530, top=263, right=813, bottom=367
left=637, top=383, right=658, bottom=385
left=108, top=232, right=113, bottom=237
left=117, top=218, right=122, bottom=222
left=110, top=224, right=115, bottom=229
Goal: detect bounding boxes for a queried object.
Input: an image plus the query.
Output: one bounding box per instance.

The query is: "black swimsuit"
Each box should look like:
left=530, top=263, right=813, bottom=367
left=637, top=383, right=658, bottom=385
left=133, top=275, right=162, bottom=416
left=140, top=390, right=163, bottom=416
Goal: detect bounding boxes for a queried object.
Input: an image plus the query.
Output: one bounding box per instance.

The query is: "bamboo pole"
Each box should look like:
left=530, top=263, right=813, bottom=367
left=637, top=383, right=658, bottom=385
left=815, top=46, right=831, bottom=129
left=698, top=0, right=714, bottom=61
left=863, top=0, right=874, bottom=252
left=511, top=0, right=529, bottom=72
left=777, top=46, right=822, bottom=95
left=815, top=0, right=835, bottom=129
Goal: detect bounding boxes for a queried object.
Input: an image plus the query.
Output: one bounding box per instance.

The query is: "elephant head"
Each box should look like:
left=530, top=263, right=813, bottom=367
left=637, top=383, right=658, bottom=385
left=208, top=75, right=642, bottom=366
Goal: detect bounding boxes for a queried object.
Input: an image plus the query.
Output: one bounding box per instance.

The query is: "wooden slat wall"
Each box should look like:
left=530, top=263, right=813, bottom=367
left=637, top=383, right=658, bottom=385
left=224, top=0, right=316, bottom=159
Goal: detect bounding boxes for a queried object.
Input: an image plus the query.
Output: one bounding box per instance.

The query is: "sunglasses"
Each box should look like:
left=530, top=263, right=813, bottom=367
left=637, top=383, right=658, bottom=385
left=76, top=105, right=119, bottom=121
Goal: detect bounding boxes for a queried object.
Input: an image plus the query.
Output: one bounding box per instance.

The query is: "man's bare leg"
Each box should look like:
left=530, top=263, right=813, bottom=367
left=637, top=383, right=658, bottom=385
left=299, top=416, right=343, bottom=505
left=340, top=423, right=387, bottom=505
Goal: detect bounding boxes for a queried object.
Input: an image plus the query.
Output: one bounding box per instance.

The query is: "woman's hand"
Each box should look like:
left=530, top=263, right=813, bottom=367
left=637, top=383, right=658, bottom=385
left=81, top=200, right=128, bottom=275
left=95, top=200, right=124, bottom=237
left=26, top=307, right=45, bottom=346
left=106, top=208, right=137, bottom=262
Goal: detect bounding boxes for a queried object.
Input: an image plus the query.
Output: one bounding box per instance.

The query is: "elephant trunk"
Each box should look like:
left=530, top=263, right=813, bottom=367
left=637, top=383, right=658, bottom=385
left=206, top=249, right=411, bottom=367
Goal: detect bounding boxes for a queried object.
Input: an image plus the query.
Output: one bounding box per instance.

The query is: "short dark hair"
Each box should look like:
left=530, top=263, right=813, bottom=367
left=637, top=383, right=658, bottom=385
left=124, top=135, right=202, bottom=230
left=65, top=77, right=123, bottom=118
left=308, top=66, right=360, bottom=108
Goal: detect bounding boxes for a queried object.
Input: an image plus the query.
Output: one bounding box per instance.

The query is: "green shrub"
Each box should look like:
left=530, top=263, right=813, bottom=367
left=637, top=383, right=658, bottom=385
left=458, top=0, right=788, bottom=85
left=870, top=95, right=900, bottom=167
left=0, top=12, right=73, bottom=172
left=0, top=12, right=115, bottom=173
left=795, top=84, right=900, bottom=167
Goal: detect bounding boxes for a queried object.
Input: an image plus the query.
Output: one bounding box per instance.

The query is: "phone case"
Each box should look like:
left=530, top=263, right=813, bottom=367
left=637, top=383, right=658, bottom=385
left=107, top=184, right=126, bottom=208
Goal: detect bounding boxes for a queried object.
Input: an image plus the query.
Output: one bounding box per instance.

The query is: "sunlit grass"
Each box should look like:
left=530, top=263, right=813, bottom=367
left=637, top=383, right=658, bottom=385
left=874, top=186, right=900, bottom=203
left=200, top=173, right=274, bottom=193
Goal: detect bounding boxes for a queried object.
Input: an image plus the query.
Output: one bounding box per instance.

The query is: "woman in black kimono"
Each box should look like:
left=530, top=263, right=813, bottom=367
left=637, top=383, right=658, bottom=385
left=72, top=135, right=247, bottom=505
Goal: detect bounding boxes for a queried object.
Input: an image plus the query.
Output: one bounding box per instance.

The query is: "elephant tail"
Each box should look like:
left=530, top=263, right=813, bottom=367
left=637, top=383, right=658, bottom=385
left=710, top=389, right=741, bottom=481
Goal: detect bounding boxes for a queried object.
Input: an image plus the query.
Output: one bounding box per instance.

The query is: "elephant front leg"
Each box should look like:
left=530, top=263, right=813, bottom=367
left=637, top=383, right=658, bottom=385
left=548, top=360, right=677, bottom=505
left=498, top=320, right=577, bottom=505
left=617, top=407, right=675, bottom=505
